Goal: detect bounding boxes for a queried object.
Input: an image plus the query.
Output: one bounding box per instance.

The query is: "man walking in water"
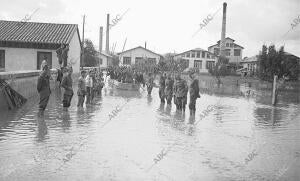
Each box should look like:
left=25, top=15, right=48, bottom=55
left=173, top=73, right=188, bottom=112
left=188, top=72, right=200, bottom=116
left=146, top=73, right=154, bottom=95
left=37, top=62, right=51, bottom=117
left=164, top=73, right=174, bottom=105
left=61, top=66, right=74, bottom=111
left=159, top=73, right=167, bottom=103
left=77, top=70, right=87, bottom=108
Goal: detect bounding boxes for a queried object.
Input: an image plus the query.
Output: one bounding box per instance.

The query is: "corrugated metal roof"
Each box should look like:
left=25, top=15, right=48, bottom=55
left=0, top=20, right=78, bottom=44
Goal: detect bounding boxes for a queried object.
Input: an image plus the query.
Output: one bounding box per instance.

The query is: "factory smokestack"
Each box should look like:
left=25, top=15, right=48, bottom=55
left=106, top=14, right=110, bottom=54
left=99, top=26, right=103, bottom=53
left=220, top=2, right=227, bottom=57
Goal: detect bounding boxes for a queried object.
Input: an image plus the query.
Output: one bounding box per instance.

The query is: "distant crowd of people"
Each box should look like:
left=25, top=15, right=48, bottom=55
left=37, top=63, right=200, bottom=117
left=107, top=66, right=145, bottom=85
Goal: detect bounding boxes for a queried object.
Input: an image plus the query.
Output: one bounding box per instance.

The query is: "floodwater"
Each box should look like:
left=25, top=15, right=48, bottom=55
left=0, top=79, right=299, bottom=181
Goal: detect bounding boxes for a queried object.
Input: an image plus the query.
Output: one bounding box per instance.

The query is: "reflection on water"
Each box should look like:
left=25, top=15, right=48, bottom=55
left=0, top=80, right=299, bottom=180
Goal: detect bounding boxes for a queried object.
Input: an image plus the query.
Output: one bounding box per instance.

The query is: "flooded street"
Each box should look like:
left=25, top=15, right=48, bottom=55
left=0, top=81, right=299, bottom=181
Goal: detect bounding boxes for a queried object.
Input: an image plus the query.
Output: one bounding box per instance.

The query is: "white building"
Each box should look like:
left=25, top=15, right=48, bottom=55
left=240, top=55, right=258, bottom=74
left=0, top=20, right=81, bottom=73
left=208, top=37, right=244, bottom=64
left=99, top=51, right=113, bottom=69
left=174, top=48, right=217, bottom=73
left=118, top=46, right=161, bottom=66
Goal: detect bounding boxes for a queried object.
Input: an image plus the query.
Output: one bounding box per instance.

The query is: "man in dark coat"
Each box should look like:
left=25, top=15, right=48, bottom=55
left=159, top=73, right=167, bottom=103
left=188, top=73, right=200, bottom=116
left=146, top=73, right=154, bottom=95
left=173, top=73, right=188, bottom=112
left=164, top=74, right=174, bottom=105
left=37, top=64, right=51, bottom=116
left=61, top=66, right=73, bottom=111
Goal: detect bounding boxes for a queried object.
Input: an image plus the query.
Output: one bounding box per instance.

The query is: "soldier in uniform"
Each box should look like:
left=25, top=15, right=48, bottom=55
left=159, top=73, right=167, bottom=103
left=77, top=70, right=87, bottom=108
left=37, top=63, right=51, bottom=116
left=173, top=73, right=188, bottom=112
left=164, top=73, right=174, bottom=105
left=61, top=66, right=74, bottom=111
left=146, top=73, right=154, bottom=95
left=188, top=72, right=200, bottom=116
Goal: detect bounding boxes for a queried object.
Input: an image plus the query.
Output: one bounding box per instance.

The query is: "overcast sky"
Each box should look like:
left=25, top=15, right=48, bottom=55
left=1, top=0, right=299, bottom=57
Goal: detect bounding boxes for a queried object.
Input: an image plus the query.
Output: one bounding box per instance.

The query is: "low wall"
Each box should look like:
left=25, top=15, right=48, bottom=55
left=0, top=69, right=58, bottom=111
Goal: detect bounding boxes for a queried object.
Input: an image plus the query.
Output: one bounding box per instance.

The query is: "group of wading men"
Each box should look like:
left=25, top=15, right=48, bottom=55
left=37, top=60, right=104, bottom=117
left=37, top=60, right=200, bottom=117
left=148, top=72, right=200, bottom=116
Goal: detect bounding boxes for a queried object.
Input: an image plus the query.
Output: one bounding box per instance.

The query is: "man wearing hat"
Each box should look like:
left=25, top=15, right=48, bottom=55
left=61, top=66, right=74, bottom=111
left=37, top=62, right=51, bottom=116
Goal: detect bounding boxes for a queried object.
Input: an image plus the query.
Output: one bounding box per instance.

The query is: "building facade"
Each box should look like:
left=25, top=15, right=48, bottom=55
left=240, top=55, right=258, bottom=75
left=0, top=20, right=81, bottom=73
left=174, top=48, right=217, bottom=73
left=118, top=46, right=161, bottom=66
left=208, top=37, right=244, bottom=64
left=99, top=51, right=113, bottom=69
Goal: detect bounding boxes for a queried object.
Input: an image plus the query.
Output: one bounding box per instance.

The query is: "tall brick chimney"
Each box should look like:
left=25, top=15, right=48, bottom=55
left=99, top=26, right=103, bottom=53
left=220, top=2, right=227, bottom=57
left=106, top=14, right=110, bottom=54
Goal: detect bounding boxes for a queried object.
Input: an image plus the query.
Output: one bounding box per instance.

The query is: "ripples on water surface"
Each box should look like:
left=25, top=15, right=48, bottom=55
left=0, top=82, right=299, bottom=180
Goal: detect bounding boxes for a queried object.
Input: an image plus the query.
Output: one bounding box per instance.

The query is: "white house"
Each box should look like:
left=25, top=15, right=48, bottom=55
left=208, top=37, right=244, bottom=65
left=0, top=20, right=82, bottom=73
left=118, top=46, right=161, bottom=66
left=174, top=48, right=217, bottom=73
left=240, top=55, right=258, bottom=74
left=99, top=51, right=113, bottom=69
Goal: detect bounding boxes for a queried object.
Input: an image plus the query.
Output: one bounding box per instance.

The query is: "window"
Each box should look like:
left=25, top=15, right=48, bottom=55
left=226, top=43, right=229, bottom=47
left=230, top=43, right=233, bottom=47
left=186, top=53, right=190, bottom=57
left=147, top=58, right=156, bottom=64
left=37, top=52, right=52, bottom=70
left=194, top=60, right=202, bottom=69
left=123, top=57, right=131, bottom=65
left=206, top=61, right=215, bottom=70
left=196, top=51, right=200, bottom=58
left=225, top=49, right=231, bottom=56
left=202, top=52, right=205, bottom=58
left=234, top=49, right=241, bottom=56
left=135, top=57, right=143, bottom=64
left=0, top=50, right=5, bottom=71
left=214, top=48, right=219, bottom=55
left=191, top=51, right=195, bottom=58
left=207, top=53, right=210, bottom=59
left=99, top=58, right=103, bottom=65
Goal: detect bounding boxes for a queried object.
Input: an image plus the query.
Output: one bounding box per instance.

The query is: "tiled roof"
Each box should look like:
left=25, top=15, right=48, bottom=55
left=118, top=46, right=162, bottom=57
left=0, top=20, right=78, bottom=44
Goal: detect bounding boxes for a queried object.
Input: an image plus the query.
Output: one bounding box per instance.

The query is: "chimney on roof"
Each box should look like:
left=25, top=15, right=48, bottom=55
left=220, top=2, right=227, bottom=57
left=106, top=14, right=110, bottom=54
left=145, top=42, right=147, bottom=49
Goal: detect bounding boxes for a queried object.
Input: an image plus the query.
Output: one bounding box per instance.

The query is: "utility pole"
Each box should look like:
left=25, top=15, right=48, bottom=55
left=81, top=15, right=85, bottom=68
left=122, top=38, right=127, bottom=52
